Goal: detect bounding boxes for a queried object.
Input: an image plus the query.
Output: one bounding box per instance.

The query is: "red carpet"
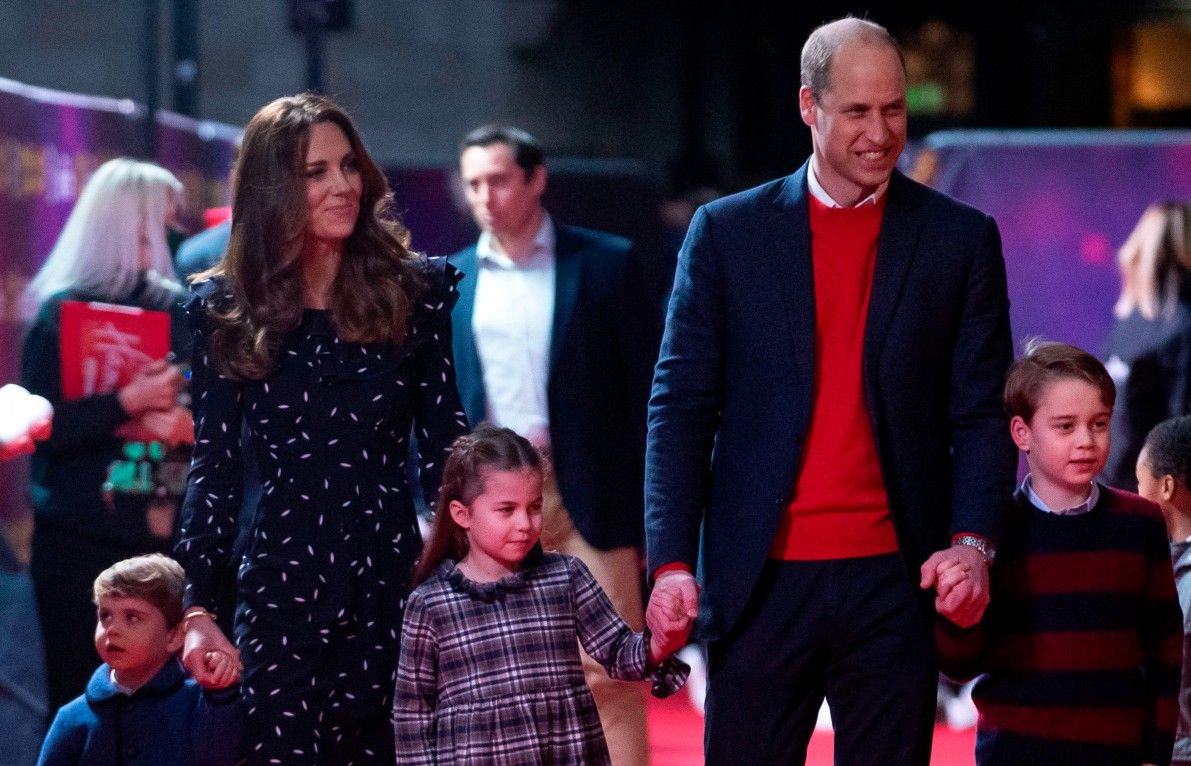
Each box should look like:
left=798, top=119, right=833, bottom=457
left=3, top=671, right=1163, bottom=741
left=648, top=695, right=976, bottom=766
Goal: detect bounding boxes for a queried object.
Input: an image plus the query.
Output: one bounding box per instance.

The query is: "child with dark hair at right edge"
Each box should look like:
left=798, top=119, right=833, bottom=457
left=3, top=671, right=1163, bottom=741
left=1137, top=415, right=1191, bottom=766
left=936, top=339, right=1183, bottom=766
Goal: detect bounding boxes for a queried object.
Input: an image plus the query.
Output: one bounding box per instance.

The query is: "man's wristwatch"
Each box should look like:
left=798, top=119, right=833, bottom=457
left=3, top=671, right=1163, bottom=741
left=953, top=534, right=996, bottom=564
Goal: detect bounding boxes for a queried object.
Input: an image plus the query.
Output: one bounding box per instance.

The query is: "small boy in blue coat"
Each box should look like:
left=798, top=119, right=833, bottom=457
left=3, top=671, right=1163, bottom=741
left=36, top=554, right=241, bottom=766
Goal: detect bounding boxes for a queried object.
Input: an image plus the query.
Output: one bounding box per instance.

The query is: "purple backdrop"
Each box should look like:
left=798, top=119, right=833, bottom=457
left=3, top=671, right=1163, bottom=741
left=904, top=129, right=1191, bottom=356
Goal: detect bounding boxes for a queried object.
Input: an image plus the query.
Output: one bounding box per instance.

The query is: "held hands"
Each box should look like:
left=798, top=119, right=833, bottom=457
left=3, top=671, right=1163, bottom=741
left=182, top=614, right=242, bottom=690
left=201, top=650, right=240, bottom=690
left=920, top=544, right=990, bottom=629
left=117, top=359, right=184, bottom=417
left=646, top=570, right=699, bottom=663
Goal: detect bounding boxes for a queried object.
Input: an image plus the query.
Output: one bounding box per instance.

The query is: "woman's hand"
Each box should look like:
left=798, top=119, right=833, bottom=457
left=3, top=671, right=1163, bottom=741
left=182, top=615, right=242, bottom=689
left=118, top=359, right=184, bottom=416
left=118, top=406, right=195, bottom=447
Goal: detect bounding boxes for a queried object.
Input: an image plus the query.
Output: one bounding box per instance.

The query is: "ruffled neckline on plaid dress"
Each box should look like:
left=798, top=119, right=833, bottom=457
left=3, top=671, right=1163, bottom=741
left=441, top=544, right=546, bottom=601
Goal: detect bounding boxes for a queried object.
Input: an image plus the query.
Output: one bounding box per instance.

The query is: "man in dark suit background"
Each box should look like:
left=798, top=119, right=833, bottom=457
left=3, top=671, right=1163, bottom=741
left=645, top=18, right=1017, bottom=765
left=449, top=125, right=661, bottom=766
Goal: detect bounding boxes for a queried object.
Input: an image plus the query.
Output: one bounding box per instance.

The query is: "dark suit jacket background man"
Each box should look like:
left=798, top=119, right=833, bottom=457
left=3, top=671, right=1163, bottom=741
left=644, top=18, right=1017, bottom=766
left=449, top=125, right=663, bottom=766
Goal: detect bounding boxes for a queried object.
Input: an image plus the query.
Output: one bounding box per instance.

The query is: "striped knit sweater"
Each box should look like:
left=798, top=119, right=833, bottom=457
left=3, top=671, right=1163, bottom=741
left=937, top=484, right=1182, bottom=766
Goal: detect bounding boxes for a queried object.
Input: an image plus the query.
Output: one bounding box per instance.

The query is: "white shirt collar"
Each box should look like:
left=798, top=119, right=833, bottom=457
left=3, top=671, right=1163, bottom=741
left=477, top=212, right=555, bottom=268
left=1021, top=474, right=1100, bottom=516
left=109, top=668, right=135, bottom=696
left=806, top=157, right=887, bottom=208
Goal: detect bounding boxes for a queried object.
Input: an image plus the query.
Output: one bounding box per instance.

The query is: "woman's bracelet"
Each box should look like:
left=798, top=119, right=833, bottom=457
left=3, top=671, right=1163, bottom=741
left=182, top=606, right=216, bottom=627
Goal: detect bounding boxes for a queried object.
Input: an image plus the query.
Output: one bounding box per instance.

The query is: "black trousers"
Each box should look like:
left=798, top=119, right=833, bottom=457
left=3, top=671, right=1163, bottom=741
left=704, top=553, right=937, bottom=766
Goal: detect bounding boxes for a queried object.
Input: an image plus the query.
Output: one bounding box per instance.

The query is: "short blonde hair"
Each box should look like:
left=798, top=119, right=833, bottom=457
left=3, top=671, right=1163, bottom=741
left=93, top=554, right=185, bottom=627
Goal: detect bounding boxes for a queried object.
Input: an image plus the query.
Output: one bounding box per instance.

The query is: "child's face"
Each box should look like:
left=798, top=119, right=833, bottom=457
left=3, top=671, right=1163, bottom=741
left=1011, top=378, right=1111, bottom=500
left=1135, top=447, right=1165, bottom=505
left=94, top=594, right=182, bottom=687
left=451, top=468, right=544, bottom=577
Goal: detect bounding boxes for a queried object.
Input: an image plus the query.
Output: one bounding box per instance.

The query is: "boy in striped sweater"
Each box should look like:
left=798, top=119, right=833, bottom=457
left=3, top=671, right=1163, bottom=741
left=937, top=340, right=1183, bottom=766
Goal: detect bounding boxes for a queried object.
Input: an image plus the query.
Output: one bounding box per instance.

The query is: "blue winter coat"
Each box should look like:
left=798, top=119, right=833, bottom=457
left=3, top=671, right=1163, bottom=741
left=36, top=659, right=241, bottom=766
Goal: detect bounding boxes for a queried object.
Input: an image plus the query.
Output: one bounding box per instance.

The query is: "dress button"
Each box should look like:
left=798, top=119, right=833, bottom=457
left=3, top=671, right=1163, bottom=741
left=126, top=745, right=141, bottom=759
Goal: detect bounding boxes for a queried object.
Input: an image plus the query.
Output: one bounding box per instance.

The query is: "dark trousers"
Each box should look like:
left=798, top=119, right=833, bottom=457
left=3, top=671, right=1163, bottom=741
left=704, top=553, right=937, bottom=766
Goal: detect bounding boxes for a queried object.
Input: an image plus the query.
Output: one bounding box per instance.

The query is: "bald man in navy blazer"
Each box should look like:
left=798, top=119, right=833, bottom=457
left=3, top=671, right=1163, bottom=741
left=449, top=125, right=663, bottom=765
left=644, top=18, right=1017, bottom=766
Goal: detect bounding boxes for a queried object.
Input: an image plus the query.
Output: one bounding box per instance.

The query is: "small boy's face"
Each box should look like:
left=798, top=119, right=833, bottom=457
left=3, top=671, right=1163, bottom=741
left=1136, top=446, right=1172, bottom=506
left=1011, top=378, right=1111, bottom=498
left=94, top=594, right=182, bottom=683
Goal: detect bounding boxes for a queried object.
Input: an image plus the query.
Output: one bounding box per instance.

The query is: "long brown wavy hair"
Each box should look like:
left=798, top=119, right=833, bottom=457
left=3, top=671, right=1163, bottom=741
left=198, top=93, right=425, bottom=380
left=413, top=426, right=545, bottom=587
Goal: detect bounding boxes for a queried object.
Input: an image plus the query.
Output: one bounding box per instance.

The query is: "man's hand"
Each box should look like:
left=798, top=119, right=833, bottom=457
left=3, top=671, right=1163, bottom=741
left=920, top=544, right=989, bottom=629
left=646, top=570, right=698, bottom=661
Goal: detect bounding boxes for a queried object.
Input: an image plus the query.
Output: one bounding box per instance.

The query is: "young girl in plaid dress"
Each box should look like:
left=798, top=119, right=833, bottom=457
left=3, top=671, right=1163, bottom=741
left=392, top=426, right=690, bottom=764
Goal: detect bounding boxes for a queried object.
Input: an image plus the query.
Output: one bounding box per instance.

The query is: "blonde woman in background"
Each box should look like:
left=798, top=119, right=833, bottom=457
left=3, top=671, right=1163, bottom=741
left=21, top=157, right=191, bottom=711
left=1103, top=200, right=1191, bottom=490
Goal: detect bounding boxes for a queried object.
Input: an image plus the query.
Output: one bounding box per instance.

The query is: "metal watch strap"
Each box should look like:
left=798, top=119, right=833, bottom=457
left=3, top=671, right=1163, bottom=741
left=953, top=534, right=996, bottom=564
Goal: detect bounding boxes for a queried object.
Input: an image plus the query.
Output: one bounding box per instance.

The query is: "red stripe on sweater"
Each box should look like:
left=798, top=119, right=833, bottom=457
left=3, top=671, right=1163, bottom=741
left=1000, top=551, right=1147, bottom=595
left=979, top=703, right=1143, bottom=745
left=987, top=630, right=1141, bottom=671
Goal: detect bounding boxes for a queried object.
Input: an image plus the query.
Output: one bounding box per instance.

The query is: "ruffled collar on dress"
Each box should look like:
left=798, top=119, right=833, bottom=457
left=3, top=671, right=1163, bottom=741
left=441, top=544, right=545, bottom=602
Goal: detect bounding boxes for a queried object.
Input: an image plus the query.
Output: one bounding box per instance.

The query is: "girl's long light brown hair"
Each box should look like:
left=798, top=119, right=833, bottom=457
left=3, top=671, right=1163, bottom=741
left=413, top=426, right=544, bottom=587
left=198, top=93, right=425, bottom=379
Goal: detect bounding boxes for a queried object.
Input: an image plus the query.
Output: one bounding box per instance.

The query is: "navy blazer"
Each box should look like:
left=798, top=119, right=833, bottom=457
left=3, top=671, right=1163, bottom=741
left=451, top=222, right=662, bottom=550
left=645, top=163, right=1017, bottom=641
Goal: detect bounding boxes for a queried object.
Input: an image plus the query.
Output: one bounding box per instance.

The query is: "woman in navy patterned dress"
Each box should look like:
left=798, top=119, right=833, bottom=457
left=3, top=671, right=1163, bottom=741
left=392, top=426, right=689, bottom=764
left=174, top=94, right=467, bottom=765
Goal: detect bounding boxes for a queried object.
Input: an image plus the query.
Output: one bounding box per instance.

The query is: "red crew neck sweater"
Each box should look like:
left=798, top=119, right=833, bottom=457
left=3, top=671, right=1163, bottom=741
left=769, top=193, right=899, bottom=560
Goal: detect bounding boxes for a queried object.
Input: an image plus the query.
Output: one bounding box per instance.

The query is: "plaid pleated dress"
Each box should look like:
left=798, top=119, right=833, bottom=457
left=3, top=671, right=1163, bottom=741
left=393, top=549, right=688, bottom=764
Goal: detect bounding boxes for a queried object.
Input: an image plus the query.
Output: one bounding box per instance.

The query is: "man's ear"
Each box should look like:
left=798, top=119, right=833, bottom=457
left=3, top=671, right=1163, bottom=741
left=799, top=86, right=818, bottom=129
left=528, top=164, right=547, bottom=198
left=449, top=499, right=471, bottom=530
left=1009, top=415, right=1032, bottom=452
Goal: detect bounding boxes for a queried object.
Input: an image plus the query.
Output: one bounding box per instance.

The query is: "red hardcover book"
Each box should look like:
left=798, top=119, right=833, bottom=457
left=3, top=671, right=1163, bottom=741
left=59, top=301, right=171, bottom=400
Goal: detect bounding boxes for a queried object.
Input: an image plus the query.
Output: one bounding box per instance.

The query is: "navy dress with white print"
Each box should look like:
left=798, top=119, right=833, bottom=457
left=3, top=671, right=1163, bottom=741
left=175, top=256, right=467, bottom=765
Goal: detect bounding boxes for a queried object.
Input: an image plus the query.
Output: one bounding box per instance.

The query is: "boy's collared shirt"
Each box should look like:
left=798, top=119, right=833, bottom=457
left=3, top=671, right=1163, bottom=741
left=1021, top=474, right=1099, bottom=516
left=107, top=669, right=135, bottom=696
